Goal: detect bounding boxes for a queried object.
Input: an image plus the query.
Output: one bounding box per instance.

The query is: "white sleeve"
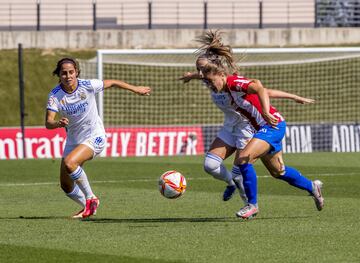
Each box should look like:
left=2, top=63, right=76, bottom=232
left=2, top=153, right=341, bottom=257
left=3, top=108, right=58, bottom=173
left=46, top=94, right=59, bottom=112
left=90, top=79, right=104, bottom=94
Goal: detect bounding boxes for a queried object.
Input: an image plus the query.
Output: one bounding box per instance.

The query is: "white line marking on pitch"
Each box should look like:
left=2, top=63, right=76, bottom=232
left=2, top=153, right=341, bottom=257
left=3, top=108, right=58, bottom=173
left=0, top=173, right=356, bottom=187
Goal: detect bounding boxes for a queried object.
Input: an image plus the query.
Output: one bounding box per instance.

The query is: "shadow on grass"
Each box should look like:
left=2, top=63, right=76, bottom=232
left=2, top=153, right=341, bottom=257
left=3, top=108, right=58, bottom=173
left=84, top=214, right=312, bottom=224
left=0, top=215, right=312, bottom=223
left=0, top=216, right=71, bottom=220
left=86, top=217, right=236, bottom=224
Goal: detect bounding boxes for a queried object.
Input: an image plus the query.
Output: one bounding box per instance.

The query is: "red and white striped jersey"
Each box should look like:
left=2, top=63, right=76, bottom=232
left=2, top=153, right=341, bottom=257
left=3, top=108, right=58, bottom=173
left=226, top=75, right=284, bottom=131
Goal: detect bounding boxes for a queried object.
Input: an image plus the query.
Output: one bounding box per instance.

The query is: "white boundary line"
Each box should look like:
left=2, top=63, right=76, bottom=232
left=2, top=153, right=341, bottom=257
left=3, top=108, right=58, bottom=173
left=0, top=173, right=356, bottom=187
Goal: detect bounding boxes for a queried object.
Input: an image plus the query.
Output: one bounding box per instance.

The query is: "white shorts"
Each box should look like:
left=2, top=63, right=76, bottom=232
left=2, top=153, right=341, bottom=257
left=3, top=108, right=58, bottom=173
left=62, top=134, right=107, bottom=158
left=217, top=125, right=254, bottom=150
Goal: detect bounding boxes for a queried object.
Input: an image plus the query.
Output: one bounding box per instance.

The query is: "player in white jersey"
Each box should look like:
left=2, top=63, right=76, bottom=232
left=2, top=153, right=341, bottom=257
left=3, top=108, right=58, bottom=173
left=45, top=57, right=151, bottom=219
left=182, top=70, right=251, bottom=204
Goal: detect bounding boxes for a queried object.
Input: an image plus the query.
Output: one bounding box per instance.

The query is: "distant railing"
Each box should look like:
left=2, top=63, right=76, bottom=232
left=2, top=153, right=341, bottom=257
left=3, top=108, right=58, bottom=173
left=316, top=0, right=360, bottom=27
left=0, top=0, right=358, bottom=31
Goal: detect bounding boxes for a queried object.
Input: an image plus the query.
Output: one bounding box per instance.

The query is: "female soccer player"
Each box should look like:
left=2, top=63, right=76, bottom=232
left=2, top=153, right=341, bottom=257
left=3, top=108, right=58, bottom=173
left=45, top=57, right=151, bottom=219
left=187, top=30, right=323, bottom=219
left=182, top=57, right=250, bottom=204
left=183, top=31, right=323, bottom=221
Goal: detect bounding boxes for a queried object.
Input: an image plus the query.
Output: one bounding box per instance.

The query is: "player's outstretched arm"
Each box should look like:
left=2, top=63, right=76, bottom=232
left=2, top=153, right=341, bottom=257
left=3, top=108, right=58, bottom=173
left=248, top=79, right=278, bottom=126
left=45, top=110, right=68, bottom=129
left=267, top=89, right=315, bottom=104
left=103, top=79, right=151, bottom=96
left=179, top=72, right=202, bottom=83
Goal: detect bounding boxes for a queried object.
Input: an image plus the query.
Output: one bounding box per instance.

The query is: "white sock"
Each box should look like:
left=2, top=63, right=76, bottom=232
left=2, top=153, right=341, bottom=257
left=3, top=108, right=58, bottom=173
left=232, top=166, right=248, bottom=204
left=69, top=166, right=95, bottom=199
left=204, top=152, right=234, bottom=185
left=66, top=184, right=86, bottom=208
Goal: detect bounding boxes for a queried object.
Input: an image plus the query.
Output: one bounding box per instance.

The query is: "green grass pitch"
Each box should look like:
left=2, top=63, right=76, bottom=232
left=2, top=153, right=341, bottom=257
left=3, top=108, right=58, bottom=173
left=0, top=153, right=359, bottom=263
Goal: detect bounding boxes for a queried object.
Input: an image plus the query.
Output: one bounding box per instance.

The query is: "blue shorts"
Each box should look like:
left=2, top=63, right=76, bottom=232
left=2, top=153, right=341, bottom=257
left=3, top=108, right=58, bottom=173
left=253, top=121, right=286, bottom=154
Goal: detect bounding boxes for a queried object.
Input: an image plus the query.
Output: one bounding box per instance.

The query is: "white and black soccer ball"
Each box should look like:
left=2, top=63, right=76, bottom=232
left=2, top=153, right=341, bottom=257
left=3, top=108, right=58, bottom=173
left=158, top=170, right=187, bottom=199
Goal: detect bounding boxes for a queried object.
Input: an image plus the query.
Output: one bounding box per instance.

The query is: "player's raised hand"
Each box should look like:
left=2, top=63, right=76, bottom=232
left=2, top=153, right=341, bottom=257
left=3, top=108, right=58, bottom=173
left=135, top=86, right=151, bottom=96
left=179, top=72, right=201, bottom=83
left=294, top=96, right=315, bottom=104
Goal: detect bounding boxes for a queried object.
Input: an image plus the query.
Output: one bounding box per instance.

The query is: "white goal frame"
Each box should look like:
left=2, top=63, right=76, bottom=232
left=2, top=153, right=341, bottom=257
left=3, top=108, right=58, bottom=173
left=96, top=47, right=360, bottom=121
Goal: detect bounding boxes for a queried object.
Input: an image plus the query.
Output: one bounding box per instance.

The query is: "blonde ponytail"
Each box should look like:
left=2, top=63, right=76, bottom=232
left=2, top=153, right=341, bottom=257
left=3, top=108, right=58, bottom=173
left=195, top=30, right=237, bottom=72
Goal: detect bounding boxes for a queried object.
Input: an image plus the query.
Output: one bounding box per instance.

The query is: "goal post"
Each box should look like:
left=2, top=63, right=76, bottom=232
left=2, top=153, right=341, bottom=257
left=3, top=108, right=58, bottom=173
left=79, top=47, right=360, bottom=156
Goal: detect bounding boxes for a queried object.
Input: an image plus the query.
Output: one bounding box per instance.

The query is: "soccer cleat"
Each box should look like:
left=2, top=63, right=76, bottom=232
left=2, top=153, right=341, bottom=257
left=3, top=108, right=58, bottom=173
left=82, top=197, right=100, bottom=218
left=72, top=208, right=85, bottom=219
left=235, top=204, right=259, bottom=220
left=223, top=185, right=236, bottom=201
left=312, top=180, right=324, bottom=211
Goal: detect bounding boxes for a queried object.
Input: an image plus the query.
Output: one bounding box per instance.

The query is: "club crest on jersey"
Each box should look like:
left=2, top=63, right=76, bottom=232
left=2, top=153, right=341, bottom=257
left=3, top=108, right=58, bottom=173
left=79, top=92, right=87, bottom=100
left=60, top=99, right=65, bottom=105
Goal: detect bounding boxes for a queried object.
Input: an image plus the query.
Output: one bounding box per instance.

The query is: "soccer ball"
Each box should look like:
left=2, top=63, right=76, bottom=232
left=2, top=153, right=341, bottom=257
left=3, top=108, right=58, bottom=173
left=158, top=170, right=187, bottom=199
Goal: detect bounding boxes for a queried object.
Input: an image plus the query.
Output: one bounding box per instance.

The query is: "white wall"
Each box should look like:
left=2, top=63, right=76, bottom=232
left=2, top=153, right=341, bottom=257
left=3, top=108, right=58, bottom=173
left=1, top=28, right=360, bottom=50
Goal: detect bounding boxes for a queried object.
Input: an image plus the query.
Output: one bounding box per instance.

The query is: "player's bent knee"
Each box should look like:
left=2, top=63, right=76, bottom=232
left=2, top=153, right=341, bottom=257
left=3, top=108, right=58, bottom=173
left=63, top=157, right=79, bottom=173
left=203, top=154, right=222, bottom=174
left=271, top=168, right=286, bottom=178
left=203, top=160, right=220, bottom=174
left=235, top=154, right=252, bottom=166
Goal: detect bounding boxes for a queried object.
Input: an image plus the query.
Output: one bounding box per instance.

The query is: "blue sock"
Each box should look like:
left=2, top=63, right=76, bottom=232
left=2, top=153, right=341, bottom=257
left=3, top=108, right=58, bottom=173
left=239, top=163, right=257, bottom=205
left=277, top=166, right=313, bottom=193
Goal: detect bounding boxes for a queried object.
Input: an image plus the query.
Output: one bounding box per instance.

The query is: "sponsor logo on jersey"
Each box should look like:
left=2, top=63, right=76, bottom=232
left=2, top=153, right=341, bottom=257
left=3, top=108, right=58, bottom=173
left=61, top=102, right=89, bottom=115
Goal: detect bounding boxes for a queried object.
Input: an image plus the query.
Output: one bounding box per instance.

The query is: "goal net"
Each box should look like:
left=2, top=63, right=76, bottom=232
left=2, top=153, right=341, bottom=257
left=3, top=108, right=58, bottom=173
left=80, top=48, right=360, bottom=155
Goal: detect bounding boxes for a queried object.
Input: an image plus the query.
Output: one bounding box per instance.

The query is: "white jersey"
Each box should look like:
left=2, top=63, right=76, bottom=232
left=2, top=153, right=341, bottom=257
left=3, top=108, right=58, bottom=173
left=46, top=79, right=106, bottom=145
left=210, top=90, right=252, bottom=132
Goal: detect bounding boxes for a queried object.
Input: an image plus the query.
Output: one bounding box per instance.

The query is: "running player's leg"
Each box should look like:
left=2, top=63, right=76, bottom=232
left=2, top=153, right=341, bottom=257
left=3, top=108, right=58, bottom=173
left=231, top=125, right=253, bottom=205
left=204, top=137, right=235, bottom=184
left=231, top=153, right=247, bottom=205
left=60, top=160, right=86, bottom=207
left=235, top=139, right=270, bottom=203
left=64, top=144, right=95, bottom=199
left=261, top=151, right=324, bottom=211
left=63, top=144, right=100, bottom=218
left=235, top=122, right=288, bottom=218
left=204, top=137, right=238, bottom=200
left=60, top=156, right=87, bottom=218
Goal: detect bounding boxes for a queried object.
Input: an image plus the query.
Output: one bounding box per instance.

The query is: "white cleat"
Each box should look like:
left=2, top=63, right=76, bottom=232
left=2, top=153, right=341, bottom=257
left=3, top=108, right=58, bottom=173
left=235, top=204, right=258, bottom=220
left=312, top=180, right=324, bottom=211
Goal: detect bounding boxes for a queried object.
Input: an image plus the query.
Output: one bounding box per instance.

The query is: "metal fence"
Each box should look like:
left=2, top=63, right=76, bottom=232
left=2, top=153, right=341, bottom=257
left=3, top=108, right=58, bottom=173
left=316, top=0, right=360, bottom=27
left=0, top=0, right=359, bottom=31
